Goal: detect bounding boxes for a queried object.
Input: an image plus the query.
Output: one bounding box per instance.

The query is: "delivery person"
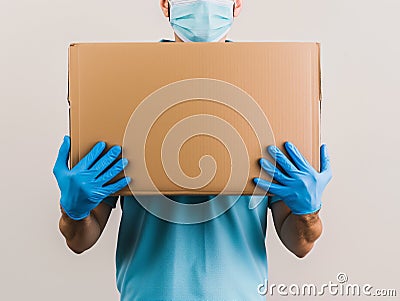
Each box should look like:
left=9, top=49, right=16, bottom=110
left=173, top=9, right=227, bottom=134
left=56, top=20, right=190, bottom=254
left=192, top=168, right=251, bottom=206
left=53, top=0, right=333, bottom=300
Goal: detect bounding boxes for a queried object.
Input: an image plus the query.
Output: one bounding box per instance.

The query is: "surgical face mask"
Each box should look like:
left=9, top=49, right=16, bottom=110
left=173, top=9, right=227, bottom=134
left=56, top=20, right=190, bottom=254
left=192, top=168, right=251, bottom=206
left=168, top=0, right=235, bottom=42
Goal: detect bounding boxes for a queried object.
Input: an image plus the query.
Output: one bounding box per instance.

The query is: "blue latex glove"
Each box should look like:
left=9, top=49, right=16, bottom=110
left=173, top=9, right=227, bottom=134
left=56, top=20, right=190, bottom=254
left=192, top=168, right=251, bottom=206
left=254, top=142, right=332, bottom=215
left=53, top=136, right=131, bottom=220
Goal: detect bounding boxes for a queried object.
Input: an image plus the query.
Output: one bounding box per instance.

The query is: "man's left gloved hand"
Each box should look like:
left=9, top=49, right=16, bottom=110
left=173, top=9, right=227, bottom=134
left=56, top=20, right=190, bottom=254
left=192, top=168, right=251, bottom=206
left=254, top=142, right=332, bottom=215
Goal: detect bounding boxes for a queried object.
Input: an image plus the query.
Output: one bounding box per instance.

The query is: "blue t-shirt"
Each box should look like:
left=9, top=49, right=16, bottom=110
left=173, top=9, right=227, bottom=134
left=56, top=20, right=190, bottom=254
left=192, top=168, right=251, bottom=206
left=103, top=195, right=274, bottom=301
left=102, top=38, right=280, bottom=300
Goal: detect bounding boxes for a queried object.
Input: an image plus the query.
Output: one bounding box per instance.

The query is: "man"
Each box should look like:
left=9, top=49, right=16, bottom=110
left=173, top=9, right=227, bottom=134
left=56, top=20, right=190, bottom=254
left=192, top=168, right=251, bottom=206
left=54, top=0, right=332, bottom=300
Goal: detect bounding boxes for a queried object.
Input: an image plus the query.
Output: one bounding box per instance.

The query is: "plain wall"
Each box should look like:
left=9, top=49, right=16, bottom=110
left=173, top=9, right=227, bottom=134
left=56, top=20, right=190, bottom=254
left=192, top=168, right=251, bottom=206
left=0, top=0, right=399, bottom=300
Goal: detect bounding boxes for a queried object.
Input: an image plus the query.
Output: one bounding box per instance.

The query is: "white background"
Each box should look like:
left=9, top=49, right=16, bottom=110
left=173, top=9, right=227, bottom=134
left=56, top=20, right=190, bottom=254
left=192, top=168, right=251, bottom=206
left=0, top=0, right=399, bottom=300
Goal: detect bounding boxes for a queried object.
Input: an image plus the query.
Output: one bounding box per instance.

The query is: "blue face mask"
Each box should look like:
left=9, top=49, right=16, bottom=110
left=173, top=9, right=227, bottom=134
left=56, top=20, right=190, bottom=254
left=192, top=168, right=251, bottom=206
left=169, top=0, right=235, bottom=42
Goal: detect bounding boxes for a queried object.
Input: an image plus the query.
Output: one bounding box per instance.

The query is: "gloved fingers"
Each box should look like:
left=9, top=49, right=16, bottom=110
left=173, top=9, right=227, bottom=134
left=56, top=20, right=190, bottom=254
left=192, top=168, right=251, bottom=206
left=320, top=145, right=333, bottom=187
left=101, top=176, right=132, bottom=195
left=96, top=158, right=129, bottom=184
left=320, top=144, right=332, bottom=174
left=259, top=158, right=291, bottom=185
left=90, top=145, right=122, bottom=175
left=263, top=182, right=289, bottom=198
left=253, top=178, right=288, bottom=196
left=53, top=136, right=71, bottom=175
left=284, top=141, right=313, bottom=173
left=268, top=145, right=298, bottom=177
left=74, top=141, right=106, bottom=171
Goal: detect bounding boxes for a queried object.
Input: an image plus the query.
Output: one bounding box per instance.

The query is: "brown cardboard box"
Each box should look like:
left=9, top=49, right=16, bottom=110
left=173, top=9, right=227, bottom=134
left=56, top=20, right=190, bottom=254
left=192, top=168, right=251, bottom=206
left=68, top=42, right=321, bottom=196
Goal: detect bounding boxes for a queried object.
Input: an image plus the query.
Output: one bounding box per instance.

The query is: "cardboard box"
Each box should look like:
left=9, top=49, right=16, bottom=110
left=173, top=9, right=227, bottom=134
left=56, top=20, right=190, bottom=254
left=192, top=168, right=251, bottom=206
left=68, top=42, right=321, bottom=195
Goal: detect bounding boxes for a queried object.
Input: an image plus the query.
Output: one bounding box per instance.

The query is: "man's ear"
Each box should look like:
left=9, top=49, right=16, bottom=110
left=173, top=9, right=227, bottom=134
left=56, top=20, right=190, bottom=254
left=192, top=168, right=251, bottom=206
left=160, top=0, right=169, bottom=18
left=233, top=0, right=243, bottom=18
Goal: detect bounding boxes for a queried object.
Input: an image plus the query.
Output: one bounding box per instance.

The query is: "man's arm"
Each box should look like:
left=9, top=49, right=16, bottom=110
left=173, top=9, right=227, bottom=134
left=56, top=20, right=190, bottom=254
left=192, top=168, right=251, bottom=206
left=53, top=136, right=130, bottom=254
left=254, top=142, right=332, bottom=257
left=269, top=200, right=322, bottom=258
left=59, top=202, right=113, bottom=254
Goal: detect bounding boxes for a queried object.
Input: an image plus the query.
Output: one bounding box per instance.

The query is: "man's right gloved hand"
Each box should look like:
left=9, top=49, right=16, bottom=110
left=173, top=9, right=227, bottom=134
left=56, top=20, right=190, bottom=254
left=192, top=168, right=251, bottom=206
left=53, top=136, right=131, bottom=220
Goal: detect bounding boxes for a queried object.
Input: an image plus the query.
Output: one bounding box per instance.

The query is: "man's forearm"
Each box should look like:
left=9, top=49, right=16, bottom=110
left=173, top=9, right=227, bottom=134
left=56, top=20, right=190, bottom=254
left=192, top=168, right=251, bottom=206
left=59, top=206, right=101, bottom=254
left=279, top=211, right=322, bottom=258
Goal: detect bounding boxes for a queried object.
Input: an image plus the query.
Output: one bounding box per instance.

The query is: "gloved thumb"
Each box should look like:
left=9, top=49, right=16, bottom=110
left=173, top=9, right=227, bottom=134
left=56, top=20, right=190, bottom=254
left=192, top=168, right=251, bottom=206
left=320, top=144, right=331, bottom=173
left=53, top=136, right=71, bottom=175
